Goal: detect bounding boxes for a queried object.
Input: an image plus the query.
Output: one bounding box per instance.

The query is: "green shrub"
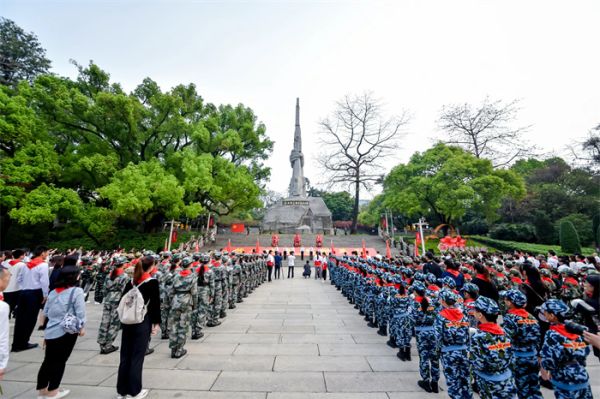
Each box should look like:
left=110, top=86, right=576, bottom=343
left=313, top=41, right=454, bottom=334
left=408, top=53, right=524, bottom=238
left=489, top=223, right=537, bottom=243
left=559, top=221, right=582, bottom=254
left=469, top=235, right=593, bottom=256
left=556, top=214, right=593, bottom=246
left=593, top=213, right=600, bottom=246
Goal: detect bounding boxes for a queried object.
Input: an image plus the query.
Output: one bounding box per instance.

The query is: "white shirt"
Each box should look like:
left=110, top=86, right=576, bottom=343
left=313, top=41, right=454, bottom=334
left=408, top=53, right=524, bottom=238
left=4, top=260, right=25, bottom=293
left=287, top=255, right=295, bottom=267
left=0, top=301, right=9, bottom=369
left=17, top=261, right=50, bottom=297
left=547, top=256, right=559, bottom=269
left=267, top=254, right=274, bottom=264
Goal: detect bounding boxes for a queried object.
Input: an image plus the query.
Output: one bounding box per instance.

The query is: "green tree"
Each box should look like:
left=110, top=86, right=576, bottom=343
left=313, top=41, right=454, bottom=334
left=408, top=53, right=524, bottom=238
left=358, top=194, right=385, bottom=226
left=0, top=18, right=51, bottom=86
left=560, top=220, right=582, bottom=254
left=384, top=143, right=525, bottom=227
left=556, top=214, right=593, bottom=246
left=311, top=190, right=354, bottom=221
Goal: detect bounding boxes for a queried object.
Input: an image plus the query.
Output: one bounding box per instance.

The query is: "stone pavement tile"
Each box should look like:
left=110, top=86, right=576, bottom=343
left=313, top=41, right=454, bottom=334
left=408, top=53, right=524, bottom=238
left=211, top=371, right=326, bottom=392
left=4, top=360, right=28, bottom=374
left=5, top=362, right=116, bottom=386
left=57, top=384, right=119, bottom=398
left=388, top=392, right=451, bottom=399
left=74, top=337, right=108, bottom=351
left=257, top=313, right=312, bottom=319
left=274, top=355, right=371, bottom=372
left=148, top=390, right=267, bottom=399
left=318, top=344, right=396, bottom=356
left=280, top=334, right=354, bottom=344
left=268, top=393, right=388, bottom=399
left=203, top=333, right=280, bottom=344
left=0, top=381, right=34, bottom=398
left=204, top=323, right=251, bottom=333
left=247, top=325, right=316, bottom=334
left=235, top=343, right=319, bottom=356
left=177, top=355, right=275, bottom=371
left=366, top=356, right=420, bottom=372
left=350, top=334, right=388, bottom=344
left=315, top=326, right=373, bottom=334
left=248, top=319, right=285, bottom=327
left=183, top=342, right=239, bottom=355
left=324, top=371, right=421, bottom=392
left=100, top=369, right=220, bottom=390
left=83, top=350, right=183, bottom=369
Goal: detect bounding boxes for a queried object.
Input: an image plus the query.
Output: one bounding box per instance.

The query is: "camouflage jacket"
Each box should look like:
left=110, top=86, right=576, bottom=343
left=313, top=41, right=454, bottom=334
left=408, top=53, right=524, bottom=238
left=541, top=324, right=590, bottom=385
left=169, top=270, right=198, bottom=309
left=434, top=307, right=470, bottom=353
left=502, top=308, right=541, bottom=353
left=410, top=296, right=438, bottom=327
left=102, top=272, right=130, bottom=304
left=470, top=323, right=513, bottom=376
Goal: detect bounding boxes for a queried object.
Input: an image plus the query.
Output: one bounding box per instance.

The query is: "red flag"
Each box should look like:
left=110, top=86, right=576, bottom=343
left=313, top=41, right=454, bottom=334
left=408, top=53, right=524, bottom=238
left=415, top=241, right=419, bottom=257
left=226, top=239, right=232, bottom=253
left=171, top=230, right=178, bottom=243
left=386, top=239, right=391, bottom=259
left=195, top=240, right=200, bottom=252
left=231, top=223, right=245, bottom=233
left=255, top=238, right=260, bottom=254
left=415, top=232, right=422, bottom=245
left=330, top=240, right=336, bottom=255
left=164, top=237, right=168, bottom=252
left=381, top=217, right=387, bottom=229
left=362, top=239, right=367, bottom=258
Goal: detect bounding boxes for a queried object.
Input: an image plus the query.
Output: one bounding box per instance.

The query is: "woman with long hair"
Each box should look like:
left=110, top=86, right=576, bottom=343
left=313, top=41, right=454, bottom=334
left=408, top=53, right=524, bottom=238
left=472, top=262, right=499, bottom=302
left=36, top=266, right=86, bottom=399
left=520, top=262, right=548, bottom=315
left=116, top=256, right=161, bottom=399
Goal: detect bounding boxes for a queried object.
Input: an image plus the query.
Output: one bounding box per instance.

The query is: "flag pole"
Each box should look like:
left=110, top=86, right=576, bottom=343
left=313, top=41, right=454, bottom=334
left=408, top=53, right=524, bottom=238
left=167, top=219, right=174, bottom=251
left=418, top=217, right=426, bottom=255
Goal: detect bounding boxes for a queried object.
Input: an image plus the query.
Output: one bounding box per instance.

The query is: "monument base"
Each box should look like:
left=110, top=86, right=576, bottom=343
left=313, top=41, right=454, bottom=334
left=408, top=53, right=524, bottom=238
left=261, top=196, right=333, bottom=234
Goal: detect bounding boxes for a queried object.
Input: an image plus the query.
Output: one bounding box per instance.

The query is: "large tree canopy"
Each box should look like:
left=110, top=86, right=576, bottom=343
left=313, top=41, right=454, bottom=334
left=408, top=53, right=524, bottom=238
left=383, top=143, right=526, bottom=226
left=1, top=61, right=272, bottom=247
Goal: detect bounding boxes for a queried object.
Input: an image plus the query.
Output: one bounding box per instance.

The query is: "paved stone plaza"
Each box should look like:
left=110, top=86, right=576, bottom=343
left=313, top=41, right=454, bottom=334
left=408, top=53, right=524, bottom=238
left=3, top=277, right=600, bottom=398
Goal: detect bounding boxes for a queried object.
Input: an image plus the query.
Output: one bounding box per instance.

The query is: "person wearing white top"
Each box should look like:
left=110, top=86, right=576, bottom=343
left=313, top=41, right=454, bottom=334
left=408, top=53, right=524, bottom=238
left=3, top=249, right=25, bottom=319
left=0, top=265, right=12, bottom=382
left=287, top=252, right=296, bottom=278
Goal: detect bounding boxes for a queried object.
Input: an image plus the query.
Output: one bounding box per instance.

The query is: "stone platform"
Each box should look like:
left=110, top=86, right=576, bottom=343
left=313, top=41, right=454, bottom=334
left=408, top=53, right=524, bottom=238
left=3, top=277, right=599, bottom=398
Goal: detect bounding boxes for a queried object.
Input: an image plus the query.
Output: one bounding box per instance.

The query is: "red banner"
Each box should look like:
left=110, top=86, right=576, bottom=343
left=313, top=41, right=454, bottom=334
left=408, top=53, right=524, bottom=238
left=231, top=224, right=245, bottom=233
left=171, top=230, right=178, bottom=243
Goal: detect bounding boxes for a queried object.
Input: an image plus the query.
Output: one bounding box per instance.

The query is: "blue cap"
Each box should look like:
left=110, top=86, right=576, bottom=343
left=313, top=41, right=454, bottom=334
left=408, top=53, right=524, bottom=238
left=500, top=289, right=527, bottom=308
left=473, top=296, right=500, bottom=315
left=541, top=299, right=570, bottom=318
left=439, top=289, right=459, bottom=303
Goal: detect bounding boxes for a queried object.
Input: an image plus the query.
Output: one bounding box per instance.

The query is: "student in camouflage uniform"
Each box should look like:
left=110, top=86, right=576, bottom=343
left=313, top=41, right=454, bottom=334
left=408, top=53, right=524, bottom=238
left=168, top=257, right=198, bottom=358
left=470, top=296, right=517, bottom=399
left=434, top=289, right=473, bottom=399
left=500, top=289, right=543, bottom=399
left=220, top=255, right=229, bottom=318
left=389, top=281, right=413, bottom=361
left=229, top=257, right=241, bottom=309
left=540, top=299, right=593, bottom=399
left=192, top=254, right=213, bottom=338
left=97, top=256, right=130, bottom=354
left=160, top=255, right=179, bottom=339
left=461, top=282, right=479, bottom=328
left=412, top=281, right=440, bottom=393
left=208, top=252, right=224, bottom=325
left=94, top=260, right=109, bottom=304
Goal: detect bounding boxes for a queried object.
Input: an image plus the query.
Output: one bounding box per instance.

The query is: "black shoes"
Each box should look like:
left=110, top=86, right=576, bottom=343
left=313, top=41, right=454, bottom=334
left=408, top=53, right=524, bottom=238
left=377, top=326, right=387, bottom=336
left=367, top=320, right=377, bottom=328
left=171, top=348, right=187, bottom=359
left=206, top=320, right=222, bottom=327
left=431, top=381, right=439, bottom=393
left=12, top=343, right=38, bottom=352
left=386, top=338, right=397, bottom=348
left=418, top=380, right=432, bottom=392
left=397, top=347, right=411, bottom=361
left=161, top=333, right=169, bottom=340
left=100, top=345, right=119, bottom=355
left=229, top=304, right=236, bottom=309
left=145, top=347, right=154, bottom=356
left=191, top=332, right=204, bottom=340
left=219, top=311, right=227, bottom=318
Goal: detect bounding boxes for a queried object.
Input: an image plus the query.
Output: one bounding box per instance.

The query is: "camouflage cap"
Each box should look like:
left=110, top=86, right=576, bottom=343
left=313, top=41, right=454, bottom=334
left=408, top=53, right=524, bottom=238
left=438, top=289, right=459, bottom=303
left=499, top=289, right=527, bottom=308
left=441, top=276, right=456, bottom=289
left=181, top=257, right=194, bottom=267
left=411, top=281, right=426, bottom=293
left=461, top=282, right=479, bottom=296
left=473, top=296, right=500, bottom=315
left=425, top=273, right=437, bottom=284
left=541, top=299, right=570, bottom=318
left=112, top=256, right=128, bottom=266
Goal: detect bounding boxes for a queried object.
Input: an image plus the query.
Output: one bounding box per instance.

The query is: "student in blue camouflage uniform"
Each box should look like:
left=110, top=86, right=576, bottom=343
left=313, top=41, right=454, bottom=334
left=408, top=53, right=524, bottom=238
left=388, top=281, right=412, bottom=357
left=375, top=276, right=394, bottom=336
left=470, top=296, right=517, bottom=399
left=460, top=282, right=479, bottom=328
left=540, top=299, right=593, bottom=399
left=434, top=289, right=473, bottom=399
left=500, top=289, right=543, bottom=399
left=412, top=281, right=440, bottom=393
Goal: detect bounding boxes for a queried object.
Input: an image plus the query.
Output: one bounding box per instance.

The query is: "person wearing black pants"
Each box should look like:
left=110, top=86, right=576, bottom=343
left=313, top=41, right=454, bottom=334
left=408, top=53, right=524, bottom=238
left=12, top=288, right=43, bottom=350
left=117, top=256, right=161, bottom=399
left=37, top=333, right=78, bottom=395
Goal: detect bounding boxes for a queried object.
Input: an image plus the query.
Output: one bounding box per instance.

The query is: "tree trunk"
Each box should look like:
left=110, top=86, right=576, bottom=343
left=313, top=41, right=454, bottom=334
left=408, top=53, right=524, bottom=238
left=351, top=179, right=360, bottom=234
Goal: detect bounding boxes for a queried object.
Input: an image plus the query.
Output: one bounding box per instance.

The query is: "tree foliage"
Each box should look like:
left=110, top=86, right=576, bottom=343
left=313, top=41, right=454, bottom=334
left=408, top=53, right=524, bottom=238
left=383, top=143, right=526, bottom=227
left=311, top=190, right=354, bottom=221
left=560, top=220, right=582, bottom=254
left=0, top=18, right=51, bottom=86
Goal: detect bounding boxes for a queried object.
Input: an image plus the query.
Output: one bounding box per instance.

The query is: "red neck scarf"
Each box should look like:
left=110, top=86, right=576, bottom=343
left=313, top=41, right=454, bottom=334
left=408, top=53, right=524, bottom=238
left=0, top=292, right=3, bottom=301
left=428, top=285, right=440, bottom=291
left=54, top=286, right=72, bottom=294
left=464, top=298, right=475, bottom=304
left=136, top=272, right=151, bottom=285
left=440, top=308, right=464, bottom=322
left=8, top=259, right=21, bottom=266
left=27, top=257, right=45, bottom=269
left=511, top=277, right=523, bottom=284
left=479, top=322, right=505, bottom=335
left=550, top=323, right=580, bottom=340
left=475, top=273, right=489, bottom=282
left=179, top=269, right=192, bottom=277
left=113, top=268, right=124, bottom=277
left=508, top=308, right=530, bottom=318
left=414, top=295, right=424, bottom=303
left=563, top=277, right=578, bottom=286
left=445, top=269, right=459, bottom=277
left=149, top=266, right=158, bottom=276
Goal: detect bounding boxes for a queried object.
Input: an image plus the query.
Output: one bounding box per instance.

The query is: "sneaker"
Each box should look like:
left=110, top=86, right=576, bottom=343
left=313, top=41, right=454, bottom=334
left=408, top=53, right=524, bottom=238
left=128, top=389, right=149, bottom=399
left=47, top=388, right=70, bottom=398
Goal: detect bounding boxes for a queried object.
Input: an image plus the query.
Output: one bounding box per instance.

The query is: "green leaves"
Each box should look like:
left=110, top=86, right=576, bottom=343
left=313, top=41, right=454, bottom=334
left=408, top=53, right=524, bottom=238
left=383, top=143, right=525, bottom=225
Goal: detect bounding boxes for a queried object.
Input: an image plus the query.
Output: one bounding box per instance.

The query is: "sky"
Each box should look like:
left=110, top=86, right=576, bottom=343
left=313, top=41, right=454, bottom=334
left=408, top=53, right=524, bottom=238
left=3, top=0, right=599, bottom=198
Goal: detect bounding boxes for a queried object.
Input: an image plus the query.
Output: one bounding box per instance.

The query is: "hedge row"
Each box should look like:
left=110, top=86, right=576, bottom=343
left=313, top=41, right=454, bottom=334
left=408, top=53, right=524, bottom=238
left=468, top=235, right=594, bottom=256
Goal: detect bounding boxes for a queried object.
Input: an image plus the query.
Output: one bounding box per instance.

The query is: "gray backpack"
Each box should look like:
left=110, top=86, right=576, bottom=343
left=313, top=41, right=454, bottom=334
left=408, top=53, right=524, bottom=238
left=117, top=280, right=150, bottom=324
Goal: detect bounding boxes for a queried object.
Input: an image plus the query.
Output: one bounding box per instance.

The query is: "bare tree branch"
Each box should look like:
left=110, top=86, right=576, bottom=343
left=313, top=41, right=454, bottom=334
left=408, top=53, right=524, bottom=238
left=317, top=92, right=409, bottom=232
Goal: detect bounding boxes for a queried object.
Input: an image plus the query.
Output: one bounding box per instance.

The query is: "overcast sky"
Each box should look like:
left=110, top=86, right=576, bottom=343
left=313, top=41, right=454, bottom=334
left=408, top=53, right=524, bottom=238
left=3, top=0, right=599, bottom=197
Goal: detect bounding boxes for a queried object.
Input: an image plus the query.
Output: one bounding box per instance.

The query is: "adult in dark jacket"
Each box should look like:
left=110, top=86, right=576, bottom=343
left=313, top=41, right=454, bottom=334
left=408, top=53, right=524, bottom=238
left=441, top=259, right=464, bottom=290
left=520, top=262, right=547, bottom=315
left=116, top=256, right=161, bottom=399
left=472, top=262, right=498, bottom=302
left=422, top=252, right=443, bottom=279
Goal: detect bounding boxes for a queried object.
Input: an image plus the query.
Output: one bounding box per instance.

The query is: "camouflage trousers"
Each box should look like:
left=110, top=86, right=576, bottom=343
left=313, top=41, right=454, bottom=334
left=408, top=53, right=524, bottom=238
left=389, top=312, right=412, bottom=347
left=94, top=277, right=105, bottom=303
left=192, top=287, right=210, bottom=335
left=416, top=329, right=440, bottom=382
left=169, top=303, right=192, bottom=351
left=221, top=282, right=229, bottom=315
left=362, top=294, right=376, bottom=319
left=160, top=299, right=170, bottom=336
left=441, top=349, right=473, bottom=399
left=209, top=285, right=223, bottom=323
left=97, top=302, right=121, bottom=350
left=511, top=354, right=543, bottom=399
left=374, top=296, right=387, bottom=327
left=474, top=371, right=516, bottom=399
left=229, top=284, right=239, bottom=307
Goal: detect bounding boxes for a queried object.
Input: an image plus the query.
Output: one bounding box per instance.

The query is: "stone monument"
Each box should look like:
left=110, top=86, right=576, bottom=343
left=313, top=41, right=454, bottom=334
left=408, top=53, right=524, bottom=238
left=262, top=98, right=333, bottom=234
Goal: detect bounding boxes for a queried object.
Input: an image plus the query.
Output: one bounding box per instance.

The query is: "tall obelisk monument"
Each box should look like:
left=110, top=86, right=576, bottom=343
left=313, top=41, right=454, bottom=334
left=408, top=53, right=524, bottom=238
left=288, top=98, right=306, bottom=197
